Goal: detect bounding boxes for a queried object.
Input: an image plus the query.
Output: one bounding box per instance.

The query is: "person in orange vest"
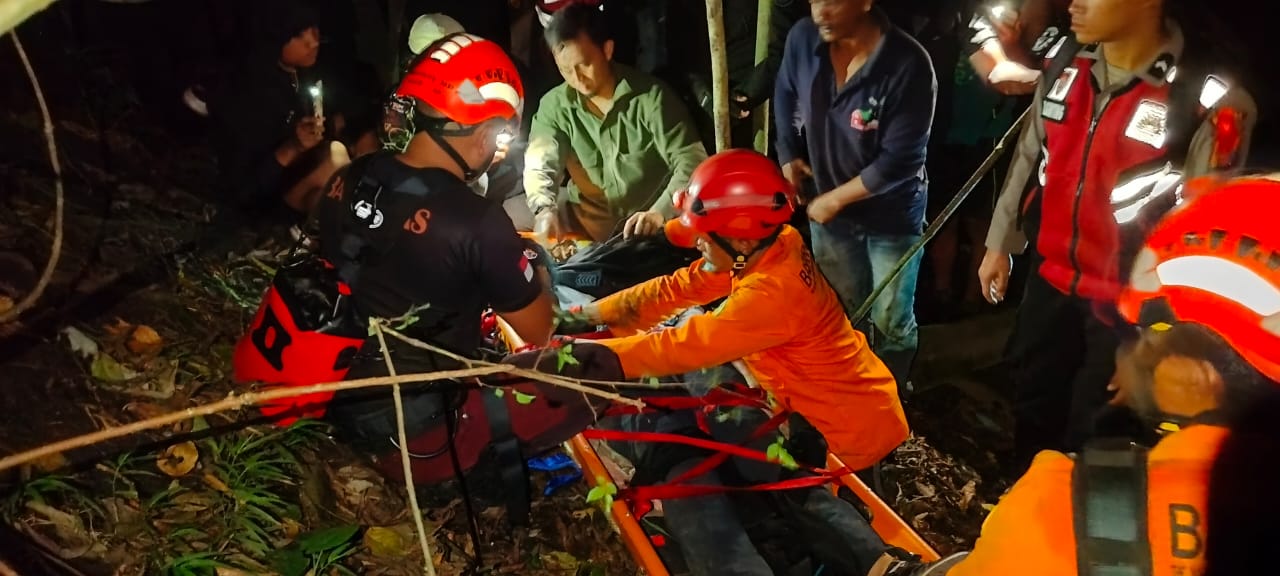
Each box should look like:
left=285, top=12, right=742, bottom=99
left=872, top=174, right=1280, bottom=576
left=576, top=149, right=910, bottom=475
left=567, top=148, right=907, bottom=575
left=975, top=0, right=1257, bottom=473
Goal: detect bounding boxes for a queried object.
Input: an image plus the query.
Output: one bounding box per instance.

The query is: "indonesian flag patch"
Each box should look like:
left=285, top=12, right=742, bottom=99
left=520, top=253, right=534, bottom=283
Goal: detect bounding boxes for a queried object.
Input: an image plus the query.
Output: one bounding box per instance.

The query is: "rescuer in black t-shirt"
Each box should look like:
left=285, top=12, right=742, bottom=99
left=315, top=33, right=555, bottom=452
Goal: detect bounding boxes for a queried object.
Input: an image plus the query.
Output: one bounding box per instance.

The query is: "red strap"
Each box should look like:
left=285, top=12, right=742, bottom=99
left=602, top=385, right=770, bottom=417
left=624, top=473, right=843, bottom=503
left=664, top=410, right=790, bottom=486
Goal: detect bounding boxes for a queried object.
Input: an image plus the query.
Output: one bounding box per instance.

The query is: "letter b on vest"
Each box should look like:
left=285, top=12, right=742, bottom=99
left=1168, top=503, right=1203, bottom=559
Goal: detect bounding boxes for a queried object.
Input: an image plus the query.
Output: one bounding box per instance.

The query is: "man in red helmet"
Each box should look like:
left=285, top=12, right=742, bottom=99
left=311, top=33, right=560, bottom=469
left=873, top=174, right=1280, bottom=576
left=563, top=149, right=907, bottom=575
left=578, top=149, right=909, bottom=476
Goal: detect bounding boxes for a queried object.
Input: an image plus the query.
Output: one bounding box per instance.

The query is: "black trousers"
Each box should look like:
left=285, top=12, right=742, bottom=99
left=1009, top=270, right=1125, bottom=472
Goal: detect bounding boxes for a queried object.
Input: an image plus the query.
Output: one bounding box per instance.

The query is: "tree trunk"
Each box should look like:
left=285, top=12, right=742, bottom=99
left=704, top=0, right=730, bottom=153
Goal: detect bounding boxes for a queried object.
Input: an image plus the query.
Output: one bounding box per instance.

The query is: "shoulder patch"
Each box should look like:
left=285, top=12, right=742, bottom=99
left=1046, top=66, right=1078, bottom=102
left=1042, top=100, right=1066, bottom=122
left=1124, top=100, right=1170, bottom=149
left=1032, top=26, right=1061, bottom=56
left=1199, top=75, right=1229, bottom=109
left=1044, top=36, right=1068, bottom=60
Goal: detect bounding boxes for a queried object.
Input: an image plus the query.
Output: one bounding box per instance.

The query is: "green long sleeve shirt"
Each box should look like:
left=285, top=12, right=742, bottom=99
left=523, top=64, right=708, bottom=241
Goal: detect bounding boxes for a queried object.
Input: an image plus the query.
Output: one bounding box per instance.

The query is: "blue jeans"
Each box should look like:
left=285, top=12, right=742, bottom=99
left=809, top=219, right=922, bottom=386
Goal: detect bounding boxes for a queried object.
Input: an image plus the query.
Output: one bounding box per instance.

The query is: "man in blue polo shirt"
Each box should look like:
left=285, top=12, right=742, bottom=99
left=774, top=0, right=936, bottom=389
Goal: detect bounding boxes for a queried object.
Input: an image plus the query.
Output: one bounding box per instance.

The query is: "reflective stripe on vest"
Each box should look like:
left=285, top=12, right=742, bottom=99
left=1111, top=162, right=1183, bottom=225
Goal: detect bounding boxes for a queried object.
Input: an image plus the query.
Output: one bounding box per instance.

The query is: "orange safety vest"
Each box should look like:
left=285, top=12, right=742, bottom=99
left=593, top=226, right=909, bottom=471
left=948, top=425, right=1226, bottom=576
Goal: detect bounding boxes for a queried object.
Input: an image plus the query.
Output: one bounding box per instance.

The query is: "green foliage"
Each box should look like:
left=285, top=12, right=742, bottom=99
left=556, top=343, right=580, bottom=372
left=0, top=419, right=342, bottom=575
left=163, top=551, right=226, bottom=576
left=766, top=436, right=799, bottom=470
left=271, top=525, right=360, bottom=576
left=585, top=476, right=617, bottom=512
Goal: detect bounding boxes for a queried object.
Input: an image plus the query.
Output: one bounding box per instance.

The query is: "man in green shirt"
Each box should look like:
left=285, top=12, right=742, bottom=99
left=523, top=2, right=707, bottom=243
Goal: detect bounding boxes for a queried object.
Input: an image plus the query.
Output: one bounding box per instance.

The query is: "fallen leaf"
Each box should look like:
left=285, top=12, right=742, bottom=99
left=91, top=353, right=139, bottom=382
left=102, top=498, right=146, bottom=539
left=215, top=568, right=259, bottom=576
left=281, top=518, right=303, bottom=540
left=127, top=325, right=164, bottom=355
left=540, top=550, right=579, bottom=570
left=62, top=327, right=99, bottom=359
left=157, top=441, right=199, bottom=477
left=363, top=525, right=408, bottom=558
left=202, top=472, right=230, bottom=493
left=31, top=452, right=69, bottom=473
left=124, top=402, right=168, bottom=420
left=0, top=295, right=13, bottom=315
left=958, top=480, right=977, bottom=511
left=103, top=318, right=133, bottom=339
left=914, top=481, right=936, bottom=499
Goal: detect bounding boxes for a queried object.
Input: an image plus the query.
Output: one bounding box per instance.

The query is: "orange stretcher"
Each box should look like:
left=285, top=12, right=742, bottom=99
left=494, top=317, right=939, bottom=575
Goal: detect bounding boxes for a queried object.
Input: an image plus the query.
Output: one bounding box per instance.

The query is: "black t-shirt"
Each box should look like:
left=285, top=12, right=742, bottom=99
left=317, top=152, right=541, bottom=359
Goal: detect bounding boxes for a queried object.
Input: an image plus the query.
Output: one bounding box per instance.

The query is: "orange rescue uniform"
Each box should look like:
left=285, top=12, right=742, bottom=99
left=594, top=226, right=909, bottom=471
left=948, top=425, right=1226, bottom=576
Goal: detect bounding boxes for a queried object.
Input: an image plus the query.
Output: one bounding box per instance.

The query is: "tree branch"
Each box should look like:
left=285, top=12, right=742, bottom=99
left=0, top=365, right=509, bottom=474
left=378, top=325, right=644, bottom=408
left=372, top=322, right=437, bottom=576
left=1, top=30, right=65, bottom=325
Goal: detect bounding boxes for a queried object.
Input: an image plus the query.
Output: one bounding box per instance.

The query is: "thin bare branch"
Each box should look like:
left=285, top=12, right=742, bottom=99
left=378, top=325, right=644, bottom=408
left=1, top=30, right=65, bottom=325
left=372, top=322, right=437, bottom=576
left=0, top=365, right=508, bottom=474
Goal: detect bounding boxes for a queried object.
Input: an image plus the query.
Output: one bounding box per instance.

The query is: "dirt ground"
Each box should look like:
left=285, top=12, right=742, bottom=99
left=0, top=15, right=1018, bottom=575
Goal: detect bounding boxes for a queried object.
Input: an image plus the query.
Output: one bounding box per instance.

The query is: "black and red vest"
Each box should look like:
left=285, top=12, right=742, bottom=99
left=1024, top=45, right=1184, bottom=302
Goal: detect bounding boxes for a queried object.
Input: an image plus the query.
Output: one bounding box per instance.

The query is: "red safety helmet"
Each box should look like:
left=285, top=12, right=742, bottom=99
left=664, top=150, right=795, bottom=249
left=1117, top=174, right=1280, bottom=382
left=396, top=33, right=524, bottom=127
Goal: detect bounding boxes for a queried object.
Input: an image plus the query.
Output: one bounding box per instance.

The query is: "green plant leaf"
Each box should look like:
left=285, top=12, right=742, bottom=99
left=269, top=545, right=309, bottom=576
left=298, top=524, right=359, bottom=554
left=585, top=479, right=617, bottom=509
left=493, top=388, right=505, bottom=398
left=512, top=390, right=537, bottom=405
left=646, top=376, right=660, bottom=388
left=556, top=343, right=579, bottom=372
left=91, top=352, right=139, bottom=382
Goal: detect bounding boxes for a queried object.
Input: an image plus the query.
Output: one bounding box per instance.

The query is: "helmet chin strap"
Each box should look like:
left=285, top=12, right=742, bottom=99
left=709, top=226, right=783, bottom=272
left=426, top=130, right=494, bottom=183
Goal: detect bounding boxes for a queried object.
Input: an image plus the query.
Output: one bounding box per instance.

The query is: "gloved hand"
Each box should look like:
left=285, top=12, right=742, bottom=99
left=730, top=90, right=755, bottom=120
left=554, top=305, right=599, bottom=335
